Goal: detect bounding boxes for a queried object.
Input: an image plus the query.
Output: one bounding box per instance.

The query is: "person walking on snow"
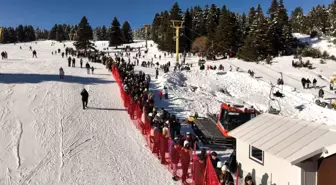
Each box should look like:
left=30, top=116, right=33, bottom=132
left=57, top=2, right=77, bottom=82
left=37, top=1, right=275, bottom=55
left=68, top=57, right=71, bottom=67
left=80, top=58, right=83, bottom=68
left=91, top=66, right=94, bottom=74
left=32, top=50, right=37, bottom=58
left=313, top=78, right=317, bottom=88
left=155, top=68, right=159, bottom=79
left=318, top=88, right=324, bottom=98
left=59, top=67, right=64, bottom=79
left=163, top=86, right=168, bottom=100
left=72, top=58, right=76, bottom=67
left=86, top=62, right=91, bottom=74
left=80, top=88, right=89, bottom=109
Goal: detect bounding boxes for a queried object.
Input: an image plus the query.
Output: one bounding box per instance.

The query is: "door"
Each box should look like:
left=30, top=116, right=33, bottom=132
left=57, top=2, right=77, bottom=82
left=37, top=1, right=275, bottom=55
left=300, top=160, right=317, bottom=185
left=317, top=154, right=336, bottom=185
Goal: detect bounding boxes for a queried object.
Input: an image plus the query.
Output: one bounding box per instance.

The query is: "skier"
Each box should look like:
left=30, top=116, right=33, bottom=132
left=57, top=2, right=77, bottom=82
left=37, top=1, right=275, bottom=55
left=301, top=78, right=306, bottom=89
left=80, top=58, right=83, bottom=68
left=32, top=50, right=37, bottom=58
left=155, top=68, right=159, bottom=79
left=59, top=67, right=64, bottom=79
left=306, top=78, right=311, bottom=89
left=29, top=46, right=32, bottom=51
left=313, top=78, right=317, bottom=88
left=68, top=57, right=71, bottom=67
left=80, top=88, right=89, bottom=109
left=85, top=62, right=90, bottom=74
left=91, top=66, right=94, bottom=74
left=72, top=58, right=76, bottom=67
left=61, top=52, right=65, bottom=58
left=318, top=88, right=324, bottom=98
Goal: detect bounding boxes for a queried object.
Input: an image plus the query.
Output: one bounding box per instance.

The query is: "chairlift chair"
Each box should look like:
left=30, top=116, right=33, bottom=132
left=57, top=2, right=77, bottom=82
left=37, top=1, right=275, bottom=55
left=268, top=85, right=281, bottom=115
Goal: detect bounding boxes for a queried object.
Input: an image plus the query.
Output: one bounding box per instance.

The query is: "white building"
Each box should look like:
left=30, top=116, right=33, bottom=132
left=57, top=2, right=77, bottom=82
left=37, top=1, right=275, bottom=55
left=229, top=113, right=336, bottom=185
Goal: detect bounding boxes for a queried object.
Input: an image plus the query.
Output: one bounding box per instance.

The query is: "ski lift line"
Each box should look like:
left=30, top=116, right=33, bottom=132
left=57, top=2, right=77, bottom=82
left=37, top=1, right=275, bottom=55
left=182, top=27, right=323, bottom=105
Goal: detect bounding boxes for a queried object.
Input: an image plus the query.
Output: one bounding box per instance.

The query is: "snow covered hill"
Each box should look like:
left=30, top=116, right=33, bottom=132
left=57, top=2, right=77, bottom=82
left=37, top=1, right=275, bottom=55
left=293, top=33, right=336, bottom=55
left=0, top=41, right=177, bottom=185
left=119, top=40, right=336, bottom=126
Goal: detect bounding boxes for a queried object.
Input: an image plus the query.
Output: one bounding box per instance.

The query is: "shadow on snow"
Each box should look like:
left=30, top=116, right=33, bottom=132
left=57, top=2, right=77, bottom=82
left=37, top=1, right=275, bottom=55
left=0, top=73, right=115, bottom=84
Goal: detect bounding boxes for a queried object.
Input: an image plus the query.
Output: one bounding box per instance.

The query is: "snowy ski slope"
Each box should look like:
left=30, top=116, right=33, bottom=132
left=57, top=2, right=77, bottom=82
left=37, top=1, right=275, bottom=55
left=96, top=40, right=336, bottom=125
left=0, top=41, right=178, bottom=185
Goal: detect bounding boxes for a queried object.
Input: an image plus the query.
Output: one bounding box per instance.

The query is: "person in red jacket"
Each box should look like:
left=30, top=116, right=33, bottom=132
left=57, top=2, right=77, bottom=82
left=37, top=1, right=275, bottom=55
left=171, top=142, right=180, bottom=181
left=180, top=142, right=191, bottom=184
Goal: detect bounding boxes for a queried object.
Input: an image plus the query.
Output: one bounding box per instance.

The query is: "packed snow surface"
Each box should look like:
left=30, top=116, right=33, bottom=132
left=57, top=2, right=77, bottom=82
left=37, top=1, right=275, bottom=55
left=0, top=41, right=178, bottom=185
left=103, top=40, right=336, bottom=126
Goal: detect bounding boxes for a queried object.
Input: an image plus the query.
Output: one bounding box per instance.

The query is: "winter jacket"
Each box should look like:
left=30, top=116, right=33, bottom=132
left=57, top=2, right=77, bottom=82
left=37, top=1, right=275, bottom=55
left=170, top=145, right=180, bottom=164
left=160, top=135, right=168, bottom=153
left=180, top=149, right=191, bottom=167
left=219, top=171, right=234, bottom=185
left=80, top=89, right=89, bottom=101
left=59, top=68, right=64, bottom=75
left=163, top=88, right=167, bottom=95
left=211, top=158, right=220, bottom=169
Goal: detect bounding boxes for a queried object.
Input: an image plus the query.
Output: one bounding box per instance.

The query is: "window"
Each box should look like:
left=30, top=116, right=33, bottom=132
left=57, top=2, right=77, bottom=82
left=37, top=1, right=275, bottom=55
left=249, top=145, right=264, bottom=165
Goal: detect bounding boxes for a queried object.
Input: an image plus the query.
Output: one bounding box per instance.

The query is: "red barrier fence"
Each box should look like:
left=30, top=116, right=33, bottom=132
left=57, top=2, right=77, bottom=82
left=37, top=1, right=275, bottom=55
left=111, top=65, right=220, bottom=185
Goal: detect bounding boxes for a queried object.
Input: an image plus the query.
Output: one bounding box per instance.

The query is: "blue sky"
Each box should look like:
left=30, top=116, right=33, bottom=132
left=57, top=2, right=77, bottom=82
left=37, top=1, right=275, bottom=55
left=0, top=0, right=331, bottom=30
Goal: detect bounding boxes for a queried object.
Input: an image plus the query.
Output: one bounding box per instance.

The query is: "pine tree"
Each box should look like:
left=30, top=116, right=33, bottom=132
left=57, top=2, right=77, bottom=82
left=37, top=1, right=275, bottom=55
left=329, top=1, right=336, bottom=36
left=267, top=0, right=279, bottom=19
left=8, top=27, right=17, bottom=43
left=49, top=24, right=57, bottom=40
left=192, top=6, right=206, bottom=36
left=101, top=26, right=108, bottom=40
left=238, top=4, right=269, bottom=61
left=74, top=16, right=94, bottom=50
left=184, top=9, right=193, bottom=52
left=109, top=17, right=123, bottom=46
left=16, top=25, right=24, bottom=42
left=122, top=21, right=133, bottom=43
left=56, top=25, right=66, bottom=41
left=151, top=13, right=162, bottom=43
left=290, top=7, right=305, bottom=33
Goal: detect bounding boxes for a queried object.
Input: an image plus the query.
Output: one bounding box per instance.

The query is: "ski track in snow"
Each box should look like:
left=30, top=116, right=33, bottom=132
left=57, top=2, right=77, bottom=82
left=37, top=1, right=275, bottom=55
left=16, top=120, right=23, bottom=169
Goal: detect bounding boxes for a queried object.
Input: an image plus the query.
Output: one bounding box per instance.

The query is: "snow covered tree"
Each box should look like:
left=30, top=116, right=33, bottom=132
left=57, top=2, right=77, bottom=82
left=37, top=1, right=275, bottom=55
left=122, top=21, right=133, bottom=43
left=238, top=4, right=269, bottom=61
left=290, top=7, right=305, bottom=33
left=74, top=16, right=94, bottom=50
left=267, top=0, right=279, bottom=19
left=109, top=17, right=123, bottom=46
left=192, top=6, right=206, bottom=36
left=328, top=1, right=336, bottom=36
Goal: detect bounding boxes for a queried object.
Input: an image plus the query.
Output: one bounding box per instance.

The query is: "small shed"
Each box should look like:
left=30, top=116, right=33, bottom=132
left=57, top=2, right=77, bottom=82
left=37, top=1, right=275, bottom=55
left=229, top=113, right=336, bottom=185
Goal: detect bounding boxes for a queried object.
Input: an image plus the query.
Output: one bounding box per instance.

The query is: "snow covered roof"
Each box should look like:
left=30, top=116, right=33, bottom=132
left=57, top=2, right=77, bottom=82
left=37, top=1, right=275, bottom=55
left=229, top=113, right=336, bottom=165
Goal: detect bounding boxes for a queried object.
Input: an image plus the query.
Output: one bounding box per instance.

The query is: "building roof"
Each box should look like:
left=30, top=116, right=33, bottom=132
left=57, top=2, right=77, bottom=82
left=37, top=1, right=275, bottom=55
left=229, top=113, right=336, bottom=165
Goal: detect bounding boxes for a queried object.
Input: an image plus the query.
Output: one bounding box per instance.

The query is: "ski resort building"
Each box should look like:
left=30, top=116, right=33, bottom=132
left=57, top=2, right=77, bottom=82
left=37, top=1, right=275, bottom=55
left=229, top=113, right=336, bottom=185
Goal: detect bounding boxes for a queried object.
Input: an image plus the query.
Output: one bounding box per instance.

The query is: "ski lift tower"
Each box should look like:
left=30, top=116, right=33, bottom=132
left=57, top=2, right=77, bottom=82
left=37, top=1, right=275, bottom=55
left=143, top=24, right=150, bottom=49
left=171, top=20, right=184, bottom=62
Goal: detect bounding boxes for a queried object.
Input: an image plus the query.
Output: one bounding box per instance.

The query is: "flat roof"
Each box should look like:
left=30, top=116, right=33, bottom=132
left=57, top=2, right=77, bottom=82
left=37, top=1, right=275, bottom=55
left=229, top=113, right=336, bottom=164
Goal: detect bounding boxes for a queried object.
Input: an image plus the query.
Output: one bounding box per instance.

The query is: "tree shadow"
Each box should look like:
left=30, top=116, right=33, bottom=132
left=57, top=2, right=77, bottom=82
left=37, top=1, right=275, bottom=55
left=0, top=73, right=114, bottom=84
left=87, top=107, right=126, bottom=111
